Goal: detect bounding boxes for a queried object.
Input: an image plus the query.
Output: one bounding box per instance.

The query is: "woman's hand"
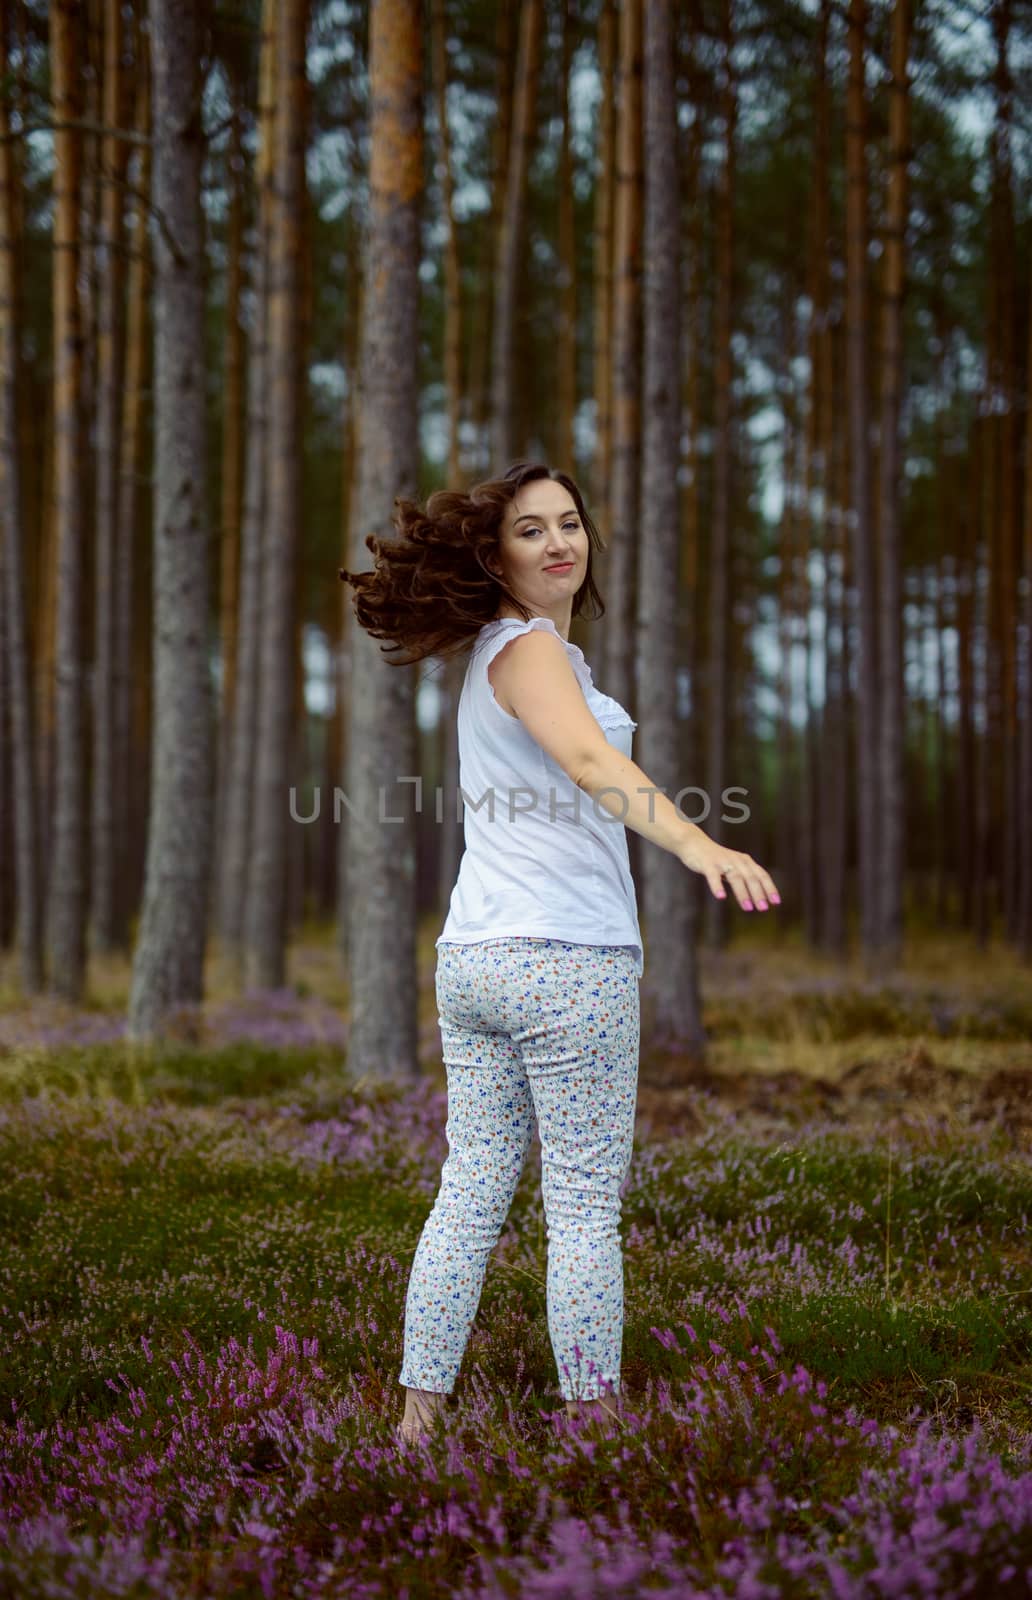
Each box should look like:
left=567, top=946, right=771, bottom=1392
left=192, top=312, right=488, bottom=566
left=678, top=832, right=781, bottom=912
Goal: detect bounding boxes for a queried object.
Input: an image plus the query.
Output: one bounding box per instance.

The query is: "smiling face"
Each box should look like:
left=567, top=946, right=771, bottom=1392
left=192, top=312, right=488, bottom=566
left=486, top=480, right=590, bottom=631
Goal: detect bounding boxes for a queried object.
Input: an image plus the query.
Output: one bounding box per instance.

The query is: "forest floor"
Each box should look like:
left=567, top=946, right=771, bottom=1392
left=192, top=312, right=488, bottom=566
left=0, top=923, right=1029, bottom=1595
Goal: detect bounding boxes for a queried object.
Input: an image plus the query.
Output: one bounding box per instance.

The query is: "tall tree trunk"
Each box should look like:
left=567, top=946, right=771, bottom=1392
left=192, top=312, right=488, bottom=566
left=115, top=27, right=151, bottom=941
left=704, top=0, right=734, bottom=950
left=591, top=0, right=616, bottom=526
left=990, top=0, right=1018, bottom=941
left=956, top=415, right=978, bottom=931
left=332, top=228, right=363, bottom=957
left=430, top=0, right=466, bottom=926
left=813, top=0, right=840, bottom=953
left=845, top=0, right=879, bottom=958
left=638, top=0, right=703, bottom=1062
left=0, top=0, right=44, bottom=990
left=875, top=0, right=911, bottom=962
left=217, top=0, right=276, bottom=955
left=1018, top=265, right=1032, bottom=959
left=973, top=408, right=993, bottom=948
left=489, top=0, right=542, bottom=465
left=556, top=0, right=577, bottom=473
left=340, top=0, right=423, bottom=1082
left=91, top=0, right=130, bottom=954
left=802, top=96, right=831, bottom=954
left=677, top=0, right=705, bottom=983
left=929, top=334, right=950, bottom=922
left=216, top=58, right=247, bottom=849
left=774, top=289, right=799, bottom=903
left=244, top=0, right=308, bottom=988
left=127, top=0, right=213, bottom=1039
left=602, top=0, right=642, bottom=721
left=35, top=415, right=55, bottom=865
left=820, top=317, right=849, bottom=956
left=46, top=0, right=88, bottom=999
left=0, top=542, right=8, bottom=948
left=464, top=0, right=512, bottom=473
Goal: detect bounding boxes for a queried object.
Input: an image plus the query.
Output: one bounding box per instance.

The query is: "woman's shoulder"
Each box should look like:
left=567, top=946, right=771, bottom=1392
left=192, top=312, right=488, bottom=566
left=474, top=615, right=594, bottom=692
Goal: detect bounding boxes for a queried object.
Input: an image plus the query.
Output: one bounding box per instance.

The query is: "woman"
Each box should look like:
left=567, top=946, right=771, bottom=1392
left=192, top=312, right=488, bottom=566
left=339, top=460, right=780, bottom=1446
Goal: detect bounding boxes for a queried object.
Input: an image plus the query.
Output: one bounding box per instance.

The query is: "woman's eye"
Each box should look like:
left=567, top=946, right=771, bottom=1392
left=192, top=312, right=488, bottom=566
left=522, top=522, right=579, bottom=537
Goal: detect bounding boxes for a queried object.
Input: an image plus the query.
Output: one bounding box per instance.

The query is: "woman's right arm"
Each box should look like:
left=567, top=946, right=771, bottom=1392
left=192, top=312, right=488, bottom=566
left=491, top=628, right=780, bottom=911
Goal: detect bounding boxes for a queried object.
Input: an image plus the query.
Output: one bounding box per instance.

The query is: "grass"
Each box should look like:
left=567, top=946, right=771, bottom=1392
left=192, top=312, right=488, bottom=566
left=0, top=927, right=1030, bottom=1595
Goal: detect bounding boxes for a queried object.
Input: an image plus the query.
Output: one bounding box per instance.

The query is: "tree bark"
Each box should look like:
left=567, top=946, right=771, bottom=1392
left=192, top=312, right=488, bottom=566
left=874, top=0, right=911, bottom=962
left=1018, top=265, right=1032, bottom=958
left=430, top=0, right=466, bottom=926
left=704, top=0, right=735, bottom=950
left=244, top=0, right=308, bottom=988
left=602, top=0, right=642, bottom=722
left=990, top=0, right=1018, bottom=941
left=91, top=0, right=130, bottom=954
left=845, top=0, right=879, bottom=958
left=463, top=1, right=511, bottom=473
left=217, top=0, right=277, bottom=956
left=591, top=0, right=616, bottom=526
left=556, top=0, right=577, bottom=474
left=0, top=0, right=44, bottom=990
left=46, top=0, right=88, bottom=999
left=127, top=0, right=213, bottom=1039
left=638, top=0, right=703, bottom=1062
left=340, top=0, right=424, bottom=1082
left=215, top=57, right=247, bottom=844
left=489, top=0, right=542, bottom=465
left=115, top=25, right=151, bottom=940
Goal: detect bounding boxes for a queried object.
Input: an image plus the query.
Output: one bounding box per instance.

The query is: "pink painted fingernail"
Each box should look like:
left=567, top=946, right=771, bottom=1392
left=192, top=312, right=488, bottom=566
left=757, top=899, right=767, bottom=910
left=771, top=893, right=781, bottom=904
left=742, top=900, right=753, bottom=911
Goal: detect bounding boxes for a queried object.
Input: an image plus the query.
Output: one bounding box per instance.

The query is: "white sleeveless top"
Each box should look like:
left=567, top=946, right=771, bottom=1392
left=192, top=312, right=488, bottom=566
left=436, top=615, right=644, bottom=976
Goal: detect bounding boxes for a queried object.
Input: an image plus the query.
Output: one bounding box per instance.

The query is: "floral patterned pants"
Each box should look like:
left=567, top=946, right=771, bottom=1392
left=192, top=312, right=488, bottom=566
left=399, top=937, right=640, bottom=1402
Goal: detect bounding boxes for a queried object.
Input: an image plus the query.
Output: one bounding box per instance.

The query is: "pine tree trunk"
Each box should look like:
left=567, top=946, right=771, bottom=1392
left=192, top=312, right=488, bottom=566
left=638, top=0, right=703, bottom=1063
left=333, top=242, right=362, bottom=957
left=774, top=289, right=798, bottom=904
left=467, top=0, right=513, bottom=473
left=973, top=408, right=994, bottom=948
left=244, top=0, right=308, bottom=989
left=127, top=0, right=213, bottom=1039
left=35, top=414, right=55, bottom=862
left=91, top=0, right=130, bottom=954
left=556, top=0, right=577, bottom=474
left=820, top=317, right=848, bottom=956
left=956, top=416, right=977, bottom=930
left=217, top=0, right=277, bottom=956
left=990, top=0, right=1018, bottom=942
left=430, top=0, right=466, bottom=925
left=812, top=0, right=838, bottom=947
left=704, top=0, right=734, bottom=950
left=489, top=0, right=542, bottom=465
left=1018, top=265, right=1032, bottom=959
left=0, top=7, right=44, bottom=990
left=216, top=59, right=247, bottom=845
left=340, top=0, right=424, bottom=1082
left=46, top=0, right=88, bottom=999
left=115, top=26, right=151, bottom=941
left=602, top=0, right=642, bottom=721
left=677, top=0, right=704, bottom=977
left=845, top=0, right=879, bottom=959
left=591, top=0, right=616, bottom=524
left=874, top=0, right=911, bottom=962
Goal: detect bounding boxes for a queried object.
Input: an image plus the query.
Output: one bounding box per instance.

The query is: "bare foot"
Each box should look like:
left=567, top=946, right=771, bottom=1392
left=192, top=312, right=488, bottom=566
left=563, top=1396, right=623, bottom=1436
left=397, top=1385, right=448, bottom=1445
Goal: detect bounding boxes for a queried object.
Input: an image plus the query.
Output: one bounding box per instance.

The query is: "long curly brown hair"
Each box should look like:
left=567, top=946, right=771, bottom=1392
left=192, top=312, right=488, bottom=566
left=337, top=460, right=606, bottom=666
